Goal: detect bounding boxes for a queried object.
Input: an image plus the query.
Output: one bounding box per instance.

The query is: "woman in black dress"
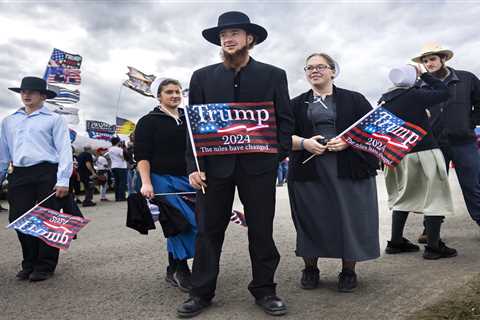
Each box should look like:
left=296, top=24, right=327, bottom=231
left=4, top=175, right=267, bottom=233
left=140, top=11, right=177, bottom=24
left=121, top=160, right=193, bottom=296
left=289, top=53, right=380, bottom=292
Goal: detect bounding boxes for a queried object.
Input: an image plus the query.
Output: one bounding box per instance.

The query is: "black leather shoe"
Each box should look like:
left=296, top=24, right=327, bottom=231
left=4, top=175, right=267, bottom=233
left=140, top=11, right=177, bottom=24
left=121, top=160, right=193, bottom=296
left=338, top=269, right=357, bottom=293
left=300, top=267, right=319, bottom=289
left=255, top=295, right=287, bottom=316
left=176, top=297, right=211, bottom=318
left=16, top=269, right=32, bottom=280
left=29, top=271, right=54, bottom=282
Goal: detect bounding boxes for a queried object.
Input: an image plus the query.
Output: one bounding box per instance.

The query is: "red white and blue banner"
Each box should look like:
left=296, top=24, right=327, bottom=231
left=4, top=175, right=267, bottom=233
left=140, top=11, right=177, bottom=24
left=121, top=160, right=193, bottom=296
left=186, top=102, right=278, bottom=156
left=86, top=120, right=116, bottom=141
left=7, top=206, right=90, bottom=250
left=43, top=48, right=82, bottom=85
left=342, top=106, right=427, bottom=167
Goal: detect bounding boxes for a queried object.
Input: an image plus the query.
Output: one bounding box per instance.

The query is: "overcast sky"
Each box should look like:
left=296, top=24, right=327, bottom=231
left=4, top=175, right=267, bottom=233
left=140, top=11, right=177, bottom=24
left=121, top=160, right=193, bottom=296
left=1, top=0, right=479, bottom=135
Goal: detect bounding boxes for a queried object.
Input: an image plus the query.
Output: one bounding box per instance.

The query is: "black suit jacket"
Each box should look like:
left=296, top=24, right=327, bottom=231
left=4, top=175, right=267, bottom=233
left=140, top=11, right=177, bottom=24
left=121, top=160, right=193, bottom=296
left=186, top=58, right=294, bottom=178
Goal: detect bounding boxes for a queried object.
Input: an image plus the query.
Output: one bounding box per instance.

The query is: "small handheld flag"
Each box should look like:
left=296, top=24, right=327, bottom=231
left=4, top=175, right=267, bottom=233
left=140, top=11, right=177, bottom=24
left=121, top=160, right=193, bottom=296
left=7, top=206, right=90, bottom=250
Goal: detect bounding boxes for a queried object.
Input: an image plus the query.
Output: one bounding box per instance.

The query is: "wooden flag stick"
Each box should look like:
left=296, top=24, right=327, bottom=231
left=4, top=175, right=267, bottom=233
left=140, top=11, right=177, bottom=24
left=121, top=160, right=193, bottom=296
left=5, top=191, right=56, bottom=228
left=184, top=105, right=206, bottom=194
left=302, top=102, right=385, bottom=165
left=154, top=192, right=197, bottom=196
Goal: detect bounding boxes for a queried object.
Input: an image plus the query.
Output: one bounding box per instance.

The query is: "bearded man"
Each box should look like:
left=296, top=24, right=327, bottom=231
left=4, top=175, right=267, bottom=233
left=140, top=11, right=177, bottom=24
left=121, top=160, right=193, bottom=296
left=412, top=43, right=480, bottom=233
left=177, top=11, right=294, bottom=318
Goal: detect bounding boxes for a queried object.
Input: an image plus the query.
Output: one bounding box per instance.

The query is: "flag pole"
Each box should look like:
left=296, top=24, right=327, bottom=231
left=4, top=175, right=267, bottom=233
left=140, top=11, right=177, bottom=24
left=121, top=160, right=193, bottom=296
left=154, top=191, right=196, bottom=196
left=115, top=82, right=124, bottom=121
left=302, top=102, right=385, bottom=164
left=184, top=105, right=206, bottom=194
left=5, top=191, right=56, bottom=228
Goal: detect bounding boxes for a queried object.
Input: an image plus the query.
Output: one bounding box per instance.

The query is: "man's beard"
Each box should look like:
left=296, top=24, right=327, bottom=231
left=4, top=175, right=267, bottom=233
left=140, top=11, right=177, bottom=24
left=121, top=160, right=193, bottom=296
left=221, top=45, right=249, bottom=69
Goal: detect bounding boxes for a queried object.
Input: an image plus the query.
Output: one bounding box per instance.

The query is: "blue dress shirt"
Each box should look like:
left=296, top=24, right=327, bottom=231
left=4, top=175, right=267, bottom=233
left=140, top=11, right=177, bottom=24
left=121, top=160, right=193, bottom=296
left=0, top=105, right=73, bottom=187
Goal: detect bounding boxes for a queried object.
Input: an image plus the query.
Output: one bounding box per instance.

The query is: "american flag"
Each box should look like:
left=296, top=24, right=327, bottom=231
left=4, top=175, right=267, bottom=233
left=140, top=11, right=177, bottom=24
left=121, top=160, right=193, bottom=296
left=186, top=102, right=278, bottom=156
left=45, top=67, right=81, bottom=85
left=342, top=106, right=427, bottom=167
left=7, top=206, right=90, bottom=250
left=48, top=48, right=82, bottom=69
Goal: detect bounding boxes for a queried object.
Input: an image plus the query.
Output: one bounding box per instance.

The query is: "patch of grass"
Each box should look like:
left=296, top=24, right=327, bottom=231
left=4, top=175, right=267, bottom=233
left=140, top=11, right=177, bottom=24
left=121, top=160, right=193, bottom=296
left=410, top=273, right=480, bottom=320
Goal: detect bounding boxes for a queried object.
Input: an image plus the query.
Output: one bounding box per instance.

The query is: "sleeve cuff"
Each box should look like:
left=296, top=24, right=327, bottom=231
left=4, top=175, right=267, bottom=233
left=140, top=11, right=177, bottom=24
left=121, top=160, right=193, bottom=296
left=56, top=178, right=70, bottom=188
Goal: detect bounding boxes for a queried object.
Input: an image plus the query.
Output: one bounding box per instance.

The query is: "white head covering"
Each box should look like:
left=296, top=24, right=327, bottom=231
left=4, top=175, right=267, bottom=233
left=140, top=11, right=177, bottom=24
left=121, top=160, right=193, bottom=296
left=332, top=60, right=340, bottom=79
left=388, top=65, right=417, bottom=88
left=149, top=77, right=166, bottom=99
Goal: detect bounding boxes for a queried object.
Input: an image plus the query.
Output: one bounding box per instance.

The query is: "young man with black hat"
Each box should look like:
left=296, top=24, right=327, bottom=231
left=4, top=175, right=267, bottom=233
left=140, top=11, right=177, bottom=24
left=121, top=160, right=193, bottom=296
left=412, top=43, right=480, bottom=233
left=177, top=11, right=293, bottom=318
left=0, top=76, right=73, bottom=281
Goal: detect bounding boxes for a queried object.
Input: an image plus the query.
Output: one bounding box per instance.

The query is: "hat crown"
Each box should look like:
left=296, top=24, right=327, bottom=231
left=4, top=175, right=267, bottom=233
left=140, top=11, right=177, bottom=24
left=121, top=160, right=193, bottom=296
left=420, top=42, right=447, bottom=55
left=20, top=76, right=48, bottom=91
left=217, top=11, right=251, bottom=28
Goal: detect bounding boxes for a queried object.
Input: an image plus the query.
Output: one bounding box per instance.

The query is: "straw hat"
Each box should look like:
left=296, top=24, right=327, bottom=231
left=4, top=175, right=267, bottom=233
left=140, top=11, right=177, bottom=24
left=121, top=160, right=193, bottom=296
left=411, top=42, right=453, bottom=63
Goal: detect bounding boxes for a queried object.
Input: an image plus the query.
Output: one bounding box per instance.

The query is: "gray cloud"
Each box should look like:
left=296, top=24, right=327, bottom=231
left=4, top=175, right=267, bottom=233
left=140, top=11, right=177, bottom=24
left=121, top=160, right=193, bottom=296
left=1, top=1, right=479, bottom=131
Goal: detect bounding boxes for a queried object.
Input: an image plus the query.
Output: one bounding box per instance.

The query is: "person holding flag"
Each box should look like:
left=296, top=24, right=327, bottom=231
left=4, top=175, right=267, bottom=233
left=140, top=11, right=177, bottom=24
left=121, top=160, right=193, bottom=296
left=288, top=53, right=380, bottom=293
left=134, top=77, right=197, bottom=293
left=382, top=64, right=457, bottom=259
left=178, top=11, right=293, bottom=318
left=0, top=76, right=73, bottom=281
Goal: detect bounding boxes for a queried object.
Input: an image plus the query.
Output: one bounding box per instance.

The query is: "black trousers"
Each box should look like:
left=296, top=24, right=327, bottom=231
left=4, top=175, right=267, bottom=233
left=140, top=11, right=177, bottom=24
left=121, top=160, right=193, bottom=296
left=8, top=163, right=63, bottom=273
left=112, top=168, right=127, bottom=201
left=80, top=175, right=94, bottom=203
left=190, top=165, right=280, bottom=301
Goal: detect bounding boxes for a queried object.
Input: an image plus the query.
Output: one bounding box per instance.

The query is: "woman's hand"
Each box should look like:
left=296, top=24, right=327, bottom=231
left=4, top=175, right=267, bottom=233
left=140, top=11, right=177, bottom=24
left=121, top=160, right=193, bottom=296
left=326, top=137, right=349, bottom=152
left=304, top=135, right=328, bottom=155
left=189, top=171, right=207, bottom=190
left=140, top=183, right=154, bottom=199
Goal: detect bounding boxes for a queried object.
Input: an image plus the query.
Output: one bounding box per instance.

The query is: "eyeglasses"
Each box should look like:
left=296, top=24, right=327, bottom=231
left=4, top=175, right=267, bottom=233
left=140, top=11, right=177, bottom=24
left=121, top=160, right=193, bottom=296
left=303, top=64, right=331, bottom=72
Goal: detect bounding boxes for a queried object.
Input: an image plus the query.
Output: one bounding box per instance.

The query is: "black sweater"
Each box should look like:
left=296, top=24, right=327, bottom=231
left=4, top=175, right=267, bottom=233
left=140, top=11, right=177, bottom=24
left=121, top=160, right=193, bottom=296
left=289, top=86, right=379, bottom=181
left=134, top=107, right=187, bottom=176
left=380, top=73, right=450, bottom=153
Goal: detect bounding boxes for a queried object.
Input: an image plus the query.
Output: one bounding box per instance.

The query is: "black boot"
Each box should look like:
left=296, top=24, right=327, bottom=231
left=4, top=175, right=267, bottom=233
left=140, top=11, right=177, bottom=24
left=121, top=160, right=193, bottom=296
left=174, top=261, right=192, bottom=293
left=165, top=252, right=178, bottom=287
left=385, top=238, right=420, bottom=254
left=423, top=240, right=457, bottom=260
left=300, top=267, right=319, bottom=289
left=338, top=269, right=357, bottom=293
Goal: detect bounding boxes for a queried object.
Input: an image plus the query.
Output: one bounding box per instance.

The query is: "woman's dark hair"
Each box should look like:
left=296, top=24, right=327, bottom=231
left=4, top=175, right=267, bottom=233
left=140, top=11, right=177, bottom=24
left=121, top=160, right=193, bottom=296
left=157, top=78, right=182, bottom=96
left=110, top=136, right=121, bottom=146
left=305, top=53, right=336, bottom=72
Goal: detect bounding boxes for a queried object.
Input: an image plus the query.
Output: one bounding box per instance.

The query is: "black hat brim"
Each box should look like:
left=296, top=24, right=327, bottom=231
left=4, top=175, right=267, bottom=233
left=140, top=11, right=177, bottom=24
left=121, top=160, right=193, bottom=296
left=202, top=23, right=268, bottom=46
left=9, top=87, right=57, bottom=99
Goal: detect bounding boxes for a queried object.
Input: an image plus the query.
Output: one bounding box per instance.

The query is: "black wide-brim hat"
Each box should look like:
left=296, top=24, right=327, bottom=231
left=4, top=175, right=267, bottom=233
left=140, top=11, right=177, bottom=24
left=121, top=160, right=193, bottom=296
left=202, top=11, right=268, bottom=46
left=8, top=76, right=57, bottom=99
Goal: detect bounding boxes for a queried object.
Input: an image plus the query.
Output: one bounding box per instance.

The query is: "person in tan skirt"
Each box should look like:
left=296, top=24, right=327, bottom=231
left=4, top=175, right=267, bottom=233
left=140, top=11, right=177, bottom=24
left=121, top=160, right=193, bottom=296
left=382, top=64, right=457, bottom=260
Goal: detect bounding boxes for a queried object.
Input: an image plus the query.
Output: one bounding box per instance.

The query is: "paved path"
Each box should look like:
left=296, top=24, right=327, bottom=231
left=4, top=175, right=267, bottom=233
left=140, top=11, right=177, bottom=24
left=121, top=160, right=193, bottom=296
left=0, top=171, right=479, bottom=320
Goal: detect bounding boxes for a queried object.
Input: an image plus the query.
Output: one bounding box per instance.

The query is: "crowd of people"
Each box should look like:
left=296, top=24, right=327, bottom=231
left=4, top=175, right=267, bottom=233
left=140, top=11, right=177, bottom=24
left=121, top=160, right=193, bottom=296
left=1, top=10, right=480, bottom=318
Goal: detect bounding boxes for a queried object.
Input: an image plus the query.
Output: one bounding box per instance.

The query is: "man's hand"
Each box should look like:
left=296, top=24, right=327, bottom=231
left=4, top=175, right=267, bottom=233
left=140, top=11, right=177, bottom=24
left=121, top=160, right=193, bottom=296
left=54, top=186, right=69, bottom=198
left=327, top=137, right=349, bottom=152
left=140, top=183, right=155, bottom=199
left=189, top=171, right=207, bottom=190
